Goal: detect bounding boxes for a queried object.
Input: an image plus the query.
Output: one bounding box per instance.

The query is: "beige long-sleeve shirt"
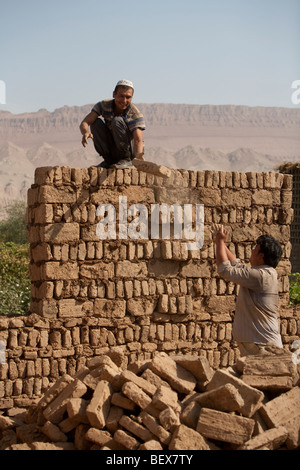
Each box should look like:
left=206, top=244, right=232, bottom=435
left=218, top=259, right=282, bottom=347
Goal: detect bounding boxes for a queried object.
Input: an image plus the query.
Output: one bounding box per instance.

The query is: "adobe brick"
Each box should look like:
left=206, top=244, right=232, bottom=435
left=94, top=299, right=126, bottom=318
left=85, top=427, right=112, bottom=447
left=74, top=423, right=90, bottom=450
left=173, top=354, right=214, bottom=383
left=37, top=374, right=74, bottom=410
left=181, top=400, right=201, bottom=430
left=121, top=381, right=152, bottom=409
left=93, top=353, right=123, bottom=370
left=285, top=414, right=300, bottom=449
left=127, top=298, right=156, bottom=316
left=86, top=380, right=113, bottom=429
left=168, top=424, right=211, bottom=450
left=197, top=408, right=255, bottom=445
left=151, top=385, right=180, bottom=412
left=119, top=369, right=157, bottom=396
left=82, top=372, right=100, bottom=391
left=180, top=261, right=211, bottom=278
left=195, top=383, right=244, bottom=413
left=58, top=299, right=93, bottom=318
left=16, top=423, right=49, bottom=445
left=159, top=407, right=180, bottom=431
left=34, top=204, right=53, bottom=224
left=116, top=261, right=148, bottom=278
left=149, top=353, right=197, bottom=394
left=139, top=439, right=163, bottom=450
left=0, top=415, right=20, bottom=431
left=27, top=187, right=39, bottom=206
left=259, top=386, right=300, bottom=428
left=10, top=443, right=31, bottom=450
left=31, top=244, right=53, bottom=263
left=34, top=167, right=55, bottom=185
left=114, top=429, right=140, bottom=450
left=40, top=223, right=80, bottom=244
left=41, top=420, right=68, bottom=442
left=66, top=398, right=89, bottom=424
left=38, top=185, right=76, bottom=204
left=81, top=225, right=101, bottom=241
left=258, top=386, right=300, bottom=448
left=42, top=262, right=79, bottom=281
left=94, top=364, right=121, bottom=387
left=140, top=411, right=171, bottom=446
left=241, top=375, right=293, bottom=393
left=141, top=368, right=171, bottom=389
left=221, top=188, right=252, bottom=207
left=80, top=262, right=114, bottom=279
left=31, top=441, right=76, bottom=450
left=238, top=426, right=288, bottom=450
left=148, top=259, right=180, bottom=277
left=119, top=415, right=155, bottom=442
left=241, top=352, right=297, bottom=377
left=105, top=405, right=124, bottom=433
left=206, top=368, right=264, bottom=417
left=58, top=416, right=80, bottom=433
left=43, top=379, right=87, bottom=423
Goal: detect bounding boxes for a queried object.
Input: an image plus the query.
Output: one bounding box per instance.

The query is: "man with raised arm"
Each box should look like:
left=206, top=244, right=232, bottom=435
left=213, top=224, right=283, bottom=356
left=80, top=80, right=145, bottom=169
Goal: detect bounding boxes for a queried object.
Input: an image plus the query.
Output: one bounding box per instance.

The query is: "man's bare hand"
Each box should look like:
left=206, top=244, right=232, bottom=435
left=211, top=223, right=221, bottom=241
left=212, top=224, right=229, bottom=242
left=135, top=152, right=145, bottom=161
left=81, top=132, right=93, bottom=148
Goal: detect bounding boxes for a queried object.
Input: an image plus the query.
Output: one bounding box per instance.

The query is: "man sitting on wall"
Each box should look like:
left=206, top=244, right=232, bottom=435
left=213, top=224, right=283, bottom=356
left=80, top=80, right=145, bottom=169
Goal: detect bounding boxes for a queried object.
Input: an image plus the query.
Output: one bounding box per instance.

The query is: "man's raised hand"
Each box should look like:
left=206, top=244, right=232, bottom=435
left=212, top=224, right=229, bottom=242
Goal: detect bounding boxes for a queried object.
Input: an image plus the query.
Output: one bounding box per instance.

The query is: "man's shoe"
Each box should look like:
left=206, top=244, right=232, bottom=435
left=95, top=160, right=110, bottom=169
left=111, top=159, right=133, bottom=169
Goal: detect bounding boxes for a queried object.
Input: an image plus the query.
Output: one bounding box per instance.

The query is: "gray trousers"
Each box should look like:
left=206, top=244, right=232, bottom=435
left=91, top=116, right=133, bottom=165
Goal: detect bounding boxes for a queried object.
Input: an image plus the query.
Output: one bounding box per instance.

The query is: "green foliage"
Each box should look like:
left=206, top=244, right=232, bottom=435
left=0, top=200, right=28, bottom=244
left=0, top=242, right=31, bottom=316
left=289, top=273, right=300, bottom=305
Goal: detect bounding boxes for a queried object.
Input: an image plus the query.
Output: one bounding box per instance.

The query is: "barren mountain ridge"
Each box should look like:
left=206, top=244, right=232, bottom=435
left=0, top=103, right=299, bottom=208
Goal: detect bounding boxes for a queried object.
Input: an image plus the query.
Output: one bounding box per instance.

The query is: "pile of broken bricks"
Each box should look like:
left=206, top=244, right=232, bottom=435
left=0, top=346, right=299, bottom=451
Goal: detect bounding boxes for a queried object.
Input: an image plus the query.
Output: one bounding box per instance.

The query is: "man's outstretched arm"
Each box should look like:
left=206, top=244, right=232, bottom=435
left=80, top=111, right=98, bottom=147
left=132, top=128, right=144, bottom=159
left=212, top=224, right=262, bottom=290
left=212, top=224, right=236, bottom=267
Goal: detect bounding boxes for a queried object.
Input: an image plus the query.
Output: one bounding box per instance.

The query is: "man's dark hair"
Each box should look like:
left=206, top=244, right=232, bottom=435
left=256, top=235, right=282, bottom=268
left=113, top=85, right=133, bottom=94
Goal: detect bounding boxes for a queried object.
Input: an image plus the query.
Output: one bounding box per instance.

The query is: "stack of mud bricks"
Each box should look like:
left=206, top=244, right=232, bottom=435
left=0, top=164, right=299, bottom=409
left=1, top=349, right=300, bottom=450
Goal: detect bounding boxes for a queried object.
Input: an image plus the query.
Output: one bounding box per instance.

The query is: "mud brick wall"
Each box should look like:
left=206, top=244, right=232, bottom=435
left=278, top=163, right=300, bottom=273
left=1, top=165, right=299, bottom=409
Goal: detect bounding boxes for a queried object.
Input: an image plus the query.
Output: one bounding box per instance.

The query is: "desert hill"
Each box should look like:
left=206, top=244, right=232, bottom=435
left=0, top=103, right=299, bottom=209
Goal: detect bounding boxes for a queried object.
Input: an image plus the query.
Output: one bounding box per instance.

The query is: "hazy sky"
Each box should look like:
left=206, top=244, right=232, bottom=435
left=1, top=0, right=300, bottom=114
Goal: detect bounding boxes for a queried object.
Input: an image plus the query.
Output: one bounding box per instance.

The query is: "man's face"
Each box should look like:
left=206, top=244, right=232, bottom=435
left=250, top=244, right=265, bottom=266
left=113, top=87, right=133, bottom=113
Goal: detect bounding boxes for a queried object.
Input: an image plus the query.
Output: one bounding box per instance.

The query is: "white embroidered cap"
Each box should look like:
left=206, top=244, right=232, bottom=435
left=116, top=79, right=134, bottom=90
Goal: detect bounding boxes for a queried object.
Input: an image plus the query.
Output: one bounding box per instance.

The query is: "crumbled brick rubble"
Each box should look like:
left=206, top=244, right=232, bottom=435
left=1, top=346, right=299, bottom=450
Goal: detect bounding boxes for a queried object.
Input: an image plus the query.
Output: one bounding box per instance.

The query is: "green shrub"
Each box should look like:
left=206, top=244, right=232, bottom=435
left=0, top=242, right=31, bottom=315
left=0, top=200, right=28, bottom=244
left=289, top=273, right=300, bottom=305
